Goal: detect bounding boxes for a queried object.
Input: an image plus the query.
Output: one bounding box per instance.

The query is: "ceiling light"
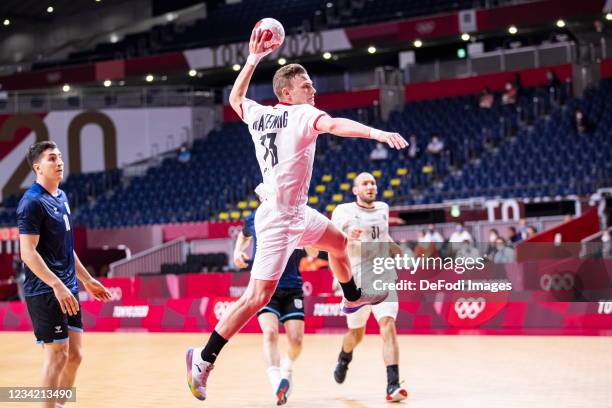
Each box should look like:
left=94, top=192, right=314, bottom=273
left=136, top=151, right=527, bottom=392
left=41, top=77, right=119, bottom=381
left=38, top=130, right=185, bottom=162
left=556, top=19, right=565, bottom=28
left=413, top=39, right=423, bottom=48
left=232, top=64, right=241, bottom=71
left=189, top=69, right=197, bottom=77
left=145, top=74, right=154, bottom=82
left=508, top=25, right=518, bottom=34
left=103, top=80, right=111, bottom=87
left=461, top=33, right=470, bottom=41
left=47, top=6, right=54, bottom=13
left=62, top=84, right=70, bottom=92
left=278, top=58, right=287, bottom=65
left=323, top=52, right=332, bottom=60
left=367, top=46, right=376, bottom=54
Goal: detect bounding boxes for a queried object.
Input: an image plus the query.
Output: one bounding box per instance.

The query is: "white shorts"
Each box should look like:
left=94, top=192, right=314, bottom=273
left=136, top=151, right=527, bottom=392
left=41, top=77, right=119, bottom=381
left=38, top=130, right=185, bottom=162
left=251, top=201, right=329, bottom=281
left=346, top=297, right=399, bottom=329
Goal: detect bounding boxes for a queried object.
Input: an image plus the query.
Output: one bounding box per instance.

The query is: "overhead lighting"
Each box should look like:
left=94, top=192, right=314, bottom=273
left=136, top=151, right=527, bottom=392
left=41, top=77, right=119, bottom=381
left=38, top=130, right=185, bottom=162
left=322, top=52, right=332, bottom=60
left=188, top=69, right=197, bottom=77
left=96, top=0, right=101, bottom=2
left=413, top=39, right=423, bottom=48
left=278, top=57, right=287, bottom=65
left=3, top=19, right=10, bottom=26
left=232, top=64, right=241, bottom=71
left=47, top=6, right=54, bottom=13
left=461, top=33, right=470, bottom=41
left=145, top=74, right=154, bottom=82
left=457, top=48, right=466, bottom=58
left=556, top=19, right=565, bottom=28
left=110, top=34, right=119, bottom=43
left=103, top=80, right=111, bottom=87
left=606, top=13, right=612, bottom=21
left=62, top=84, right=70, bottom=92
left=367, top=46, right=376, bottom=54
left=118, top=80, right=125, bottom=86
left=508, top=25, right=518, bottom=34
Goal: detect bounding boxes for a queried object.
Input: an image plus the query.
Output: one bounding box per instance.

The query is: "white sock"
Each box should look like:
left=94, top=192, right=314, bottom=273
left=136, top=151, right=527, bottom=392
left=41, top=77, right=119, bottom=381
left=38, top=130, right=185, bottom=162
left=280, top=356, right=294, bottom=379
left=266, top=366, right=281, bottom=392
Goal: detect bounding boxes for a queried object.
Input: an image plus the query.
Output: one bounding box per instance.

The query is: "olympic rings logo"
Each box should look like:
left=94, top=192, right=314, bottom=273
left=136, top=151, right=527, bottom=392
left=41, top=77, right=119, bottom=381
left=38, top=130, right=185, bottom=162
left=539, top=273, right=574, bottom=291
left=213, top=301, right=236, bottom=320
left=454, top=297, right=486, bottom=319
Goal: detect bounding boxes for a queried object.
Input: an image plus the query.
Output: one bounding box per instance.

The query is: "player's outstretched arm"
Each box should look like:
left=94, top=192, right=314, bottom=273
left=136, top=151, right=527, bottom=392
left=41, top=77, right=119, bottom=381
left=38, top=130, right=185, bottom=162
left=229, top=28, right=279, bottom=118
left=233, top=231, right=252, bottom=269
left=315, top=116, right=408, bottom=149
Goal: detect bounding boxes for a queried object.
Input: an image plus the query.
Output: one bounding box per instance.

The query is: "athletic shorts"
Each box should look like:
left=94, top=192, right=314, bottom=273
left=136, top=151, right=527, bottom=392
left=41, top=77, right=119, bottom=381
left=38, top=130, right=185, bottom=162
left=346, top=297, right=398, bottom=329
left=251, top=201, right=329, bottom=281
left=25, top=291, right=83, bottom=344
left=256, top=287, right=305, bottom=323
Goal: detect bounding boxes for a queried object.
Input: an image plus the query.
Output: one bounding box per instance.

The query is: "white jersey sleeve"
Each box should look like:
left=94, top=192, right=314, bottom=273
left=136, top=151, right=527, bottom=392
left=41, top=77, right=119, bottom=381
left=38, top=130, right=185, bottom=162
left=302, top=104, right=329, bottom=135
left=241, top=98, right=267, bottom=124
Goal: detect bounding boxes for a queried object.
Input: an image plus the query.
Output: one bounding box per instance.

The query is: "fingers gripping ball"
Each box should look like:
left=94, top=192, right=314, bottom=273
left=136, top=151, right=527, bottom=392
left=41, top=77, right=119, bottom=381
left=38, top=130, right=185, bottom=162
left=254, top=18, right=285, bottom=49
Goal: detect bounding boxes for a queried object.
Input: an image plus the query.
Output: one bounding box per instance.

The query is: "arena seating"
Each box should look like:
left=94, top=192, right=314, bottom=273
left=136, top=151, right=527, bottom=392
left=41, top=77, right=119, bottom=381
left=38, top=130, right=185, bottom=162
left=36, top=0, right=475, bottom=68
left=1, top=80, right=610, bottom=228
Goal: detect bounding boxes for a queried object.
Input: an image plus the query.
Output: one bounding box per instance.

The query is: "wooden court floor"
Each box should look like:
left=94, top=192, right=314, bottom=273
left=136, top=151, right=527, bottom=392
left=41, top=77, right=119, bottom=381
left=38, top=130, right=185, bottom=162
left=1, top=332, right=611, bottom=408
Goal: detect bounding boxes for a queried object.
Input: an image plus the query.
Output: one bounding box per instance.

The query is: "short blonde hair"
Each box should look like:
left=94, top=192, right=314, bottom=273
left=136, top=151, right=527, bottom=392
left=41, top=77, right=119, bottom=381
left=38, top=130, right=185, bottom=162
left=272, top=63, right=307, bottom=99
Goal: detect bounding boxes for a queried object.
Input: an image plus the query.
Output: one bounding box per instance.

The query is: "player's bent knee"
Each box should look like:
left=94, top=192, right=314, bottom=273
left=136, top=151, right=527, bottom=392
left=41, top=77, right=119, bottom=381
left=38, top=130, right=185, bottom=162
left=262, top=328, right=279, bottom=343
left=67, top=349, right=83, bottom=366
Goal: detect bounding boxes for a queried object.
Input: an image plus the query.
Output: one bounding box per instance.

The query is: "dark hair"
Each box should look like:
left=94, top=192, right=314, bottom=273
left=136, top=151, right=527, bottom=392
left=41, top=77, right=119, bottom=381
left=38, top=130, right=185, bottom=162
left=26, top=141, right=58, bottom=171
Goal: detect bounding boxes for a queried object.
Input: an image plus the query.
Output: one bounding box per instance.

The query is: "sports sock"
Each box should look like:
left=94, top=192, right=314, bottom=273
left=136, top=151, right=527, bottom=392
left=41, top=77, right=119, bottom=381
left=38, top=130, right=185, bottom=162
left=280, top=356, right=293, bottom=378
left=339, top=349, right=353, bottom=363
left=200, top=330, right=228, bottom=364
left=339, top=277, right=361, bottom=301
left=386, top=364, right=400, bottom=391
left=266, top=366, right=282, bottom=391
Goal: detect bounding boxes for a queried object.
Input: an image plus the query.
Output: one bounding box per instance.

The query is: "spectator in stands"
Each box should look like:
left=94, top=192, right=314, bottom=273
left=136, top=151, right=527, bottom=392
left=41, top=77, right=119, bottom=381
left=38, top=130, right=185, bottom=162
left=479, top=87, right=494, bottom=109
left=449, top=222, right=473, bottom=243
left=526, top=226, right=538, bottom=239
left=574, top=109, right=594, bottom=135
left=424, top=224, right=444, bottom=246
left=398, top=239, right=415, bottom=258
left=178, top=143, right=192, bottom=163
left=493, top=237, right=516, bottom=263
left=455, top=239, right=480, bottom=262
left=414, top=239, right=439, bottom=259
left=517, top=218, right=529, bottom=240
left=507, top=226, right=522, bottom=244
left=485, top=229, right=500, bottom=260
left=602, top=230, right=611, bottom=258
left=426, top=134, right=444, bottom=155
left=407, top=134, right=419, bottom=159
left=546, top=70, right=561, bottom=103
left=369, top=142, right=388, bottom=161
left=502, top=81, right=517, bottom=105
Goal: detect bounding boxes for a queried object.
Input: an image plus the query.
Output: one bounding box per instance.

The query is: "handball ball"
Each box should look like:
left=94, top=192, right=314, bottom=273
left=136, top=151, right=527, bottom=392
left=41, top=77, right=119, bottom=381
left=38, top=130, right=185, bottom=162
left=254, top=18, right=285, bottom=49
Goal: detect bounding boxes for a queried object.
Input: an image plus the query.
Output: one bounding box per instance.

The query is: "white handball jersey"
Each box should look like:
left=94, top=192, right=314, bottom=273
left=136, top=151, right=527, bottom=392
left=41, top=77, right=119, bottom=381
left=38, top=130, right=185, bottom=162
left=241, top=99, right=328, bottom=209
left=331, top=201, right=391, bottom=277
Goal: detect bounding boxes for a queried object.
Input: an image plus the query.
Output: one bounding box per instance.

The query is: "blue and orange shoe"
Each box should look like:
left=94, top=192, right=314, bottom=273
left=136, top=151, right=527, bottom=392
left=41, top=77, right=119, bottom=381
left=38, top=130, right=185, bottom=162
left=186, top=347, right=214, bottom=401
left=275, top=378, right=290, bottom=406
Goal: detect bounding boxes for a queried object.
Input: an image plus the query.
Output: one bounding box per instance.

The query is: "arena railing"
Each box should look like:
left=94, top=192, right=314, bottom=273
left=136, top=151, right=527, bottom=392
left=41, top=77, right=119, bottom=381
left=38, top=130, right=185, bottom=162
left=109, top=237, right=187, bottom=277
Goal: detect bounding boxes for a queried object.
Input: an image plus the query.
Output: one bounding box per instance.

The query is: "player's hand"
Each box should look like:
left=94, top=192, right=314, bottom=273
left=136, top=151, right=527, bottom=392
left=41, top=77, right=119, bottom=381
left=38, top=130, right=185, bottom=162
left=348, top=227, right=364, bottom=241
left=234, top=251, right=250, bottom=269
left=83, top=278, right=113, bottom=302
left=370, top=129, right=408, bottom=150
left=249, top=27, right=279, bottom=58
left=53, top=284, right=80, bottom=316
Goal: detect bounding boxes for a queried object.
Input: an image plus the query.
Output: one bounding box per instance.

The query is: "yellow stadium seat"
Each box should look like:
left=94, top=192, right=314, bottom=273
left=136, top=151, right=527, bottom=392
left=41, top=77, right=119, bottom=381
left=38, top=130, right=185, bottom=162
left=219, top=212, right=229, bottom=221
left=383, top=190, right=394, bottom=198
left=372, top=170, right=382, bottom=178
left=326, top=204, right=337, bottom=212
left=332, top=194, right=343, bottom=202
left=390, top=178, right=401, bottom=186
left=308, top=196, right=319, bottom=204
left=322, top=174, right=332, bottom=182
left=230, top=211, right=241, bottom=220
left=237, top=201, right=247, bottom=209
left=340, top=182, right=350, bottom=191
left=249, top=200, right=259, bottom=208
left=347, top=172, right=357, bottom=180
left=397, top=168, right=408, bottom=176
left=315, top=185, right=326, bottom=193
left=422, top=165, right=433, bottom=174
left=242, top=210, right=252, bottom=217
